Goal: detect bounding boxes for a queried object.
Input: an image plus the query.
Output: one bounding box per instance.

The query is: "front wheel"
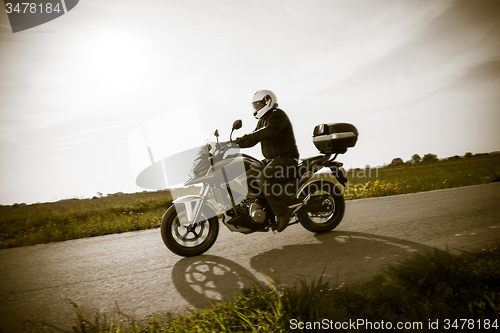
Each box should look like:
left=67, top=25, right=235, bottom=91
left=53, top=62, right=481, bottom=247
left=297, top=180, right=345, bottom=233
left=161, top=204, right=219, bottom=257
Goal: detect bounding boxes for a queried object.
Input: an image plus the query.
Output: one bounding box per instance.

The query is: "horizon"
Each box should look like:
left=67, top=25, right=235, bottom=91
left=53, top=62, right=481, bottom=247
left=2, top=149, right=498, bottom=206
left=1, top=0, right=500, bottom=205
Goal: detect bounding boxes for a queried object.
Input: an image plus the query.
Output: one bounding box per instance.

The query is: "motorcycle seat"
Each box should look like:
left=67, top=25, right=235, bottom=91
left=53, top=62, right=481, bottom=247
left=299, top=155, right=325, bottom=166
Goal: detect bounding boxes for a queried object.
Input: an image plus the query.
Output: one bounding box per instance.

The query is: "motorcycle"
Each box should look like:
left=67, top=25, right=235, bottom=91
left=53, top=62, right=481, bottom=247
left=161, top=120, right=358, bottom=257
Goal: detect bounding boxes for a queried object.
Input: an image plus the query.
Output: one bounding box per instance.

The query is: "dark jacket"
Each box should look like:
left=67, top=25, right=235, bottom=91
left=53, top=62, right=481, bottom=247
left=237, top=108, right=299, bottom=159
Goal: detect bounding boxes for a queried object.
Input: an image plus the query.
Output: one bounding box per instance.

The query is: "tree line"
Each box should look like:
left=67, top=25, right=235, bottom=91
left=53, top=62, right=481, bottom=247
left=388, top=152, right=495, bottom=167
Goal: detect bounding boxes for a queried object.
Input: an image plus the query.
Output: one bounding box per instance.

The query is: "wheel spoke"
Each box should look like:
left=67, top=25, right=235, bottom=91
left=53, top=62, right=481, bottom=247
left=179, top=230, right=190, bottom=241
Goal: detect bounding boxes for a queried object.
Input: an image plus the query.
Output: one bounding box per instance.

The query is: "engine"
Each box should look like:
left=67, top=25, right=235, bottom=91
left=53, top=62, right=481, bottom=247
left=232, top=198, right=267, bottom=223
left=249, top=202, right=266, bottom=223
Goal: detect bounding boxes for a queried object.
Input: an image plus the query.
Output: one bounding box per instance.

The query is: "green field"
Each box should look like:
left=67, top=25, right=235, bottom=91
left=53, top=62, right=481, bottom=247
left=1, top=154, right=499, bottom=249
left=326, top=153, right=500, bottom=200
left=0, top=190, right=173, bottom=249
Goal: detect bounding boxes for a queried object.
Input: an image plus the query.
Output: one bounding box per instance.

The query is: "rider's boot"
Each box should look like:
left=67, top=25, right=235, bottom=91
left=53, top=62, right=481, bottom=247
left=276, top=207, right=293, bottom=232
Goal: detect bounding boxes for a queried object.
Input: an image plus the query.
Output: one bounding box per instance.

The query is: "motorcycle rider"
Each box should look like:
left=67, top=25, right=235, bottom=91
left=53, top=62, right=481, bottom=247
left=234, top=90, right=299, bottom=232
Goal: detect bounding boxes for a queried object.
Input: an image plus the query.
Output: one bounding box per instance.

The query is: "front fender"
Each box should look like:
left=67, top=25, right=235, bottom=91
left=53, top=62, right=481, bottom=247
left=173, top=195, right=218, bottom=226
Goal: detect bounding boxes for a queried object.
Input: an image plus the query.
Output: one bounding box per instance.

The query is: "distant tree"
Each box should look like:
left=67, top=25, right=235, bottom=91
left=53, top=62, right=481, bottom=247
left=447, top=155, right=461, bottom=161
left=411, top=154, right=421, bottom=164
left=390, top=157, right=404, bottom=167
left=464, top=152, right=473, bottom=158
left=422, top=153, right=438, bottom=163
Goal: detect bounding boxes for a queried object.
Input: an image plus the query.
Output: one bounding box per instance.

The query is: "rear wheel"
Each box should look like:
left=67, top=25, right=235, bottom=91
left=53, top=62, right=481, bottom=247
left=297, top=180, right=345, bottom=233
left=161, top=204, right=219, bottom=257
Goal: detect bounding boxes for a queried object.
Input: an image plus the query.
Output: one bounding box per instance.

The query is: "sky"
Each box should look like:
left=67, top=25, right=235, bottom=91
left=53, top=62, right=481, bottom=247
left=0, top=0, right=499, bottom=205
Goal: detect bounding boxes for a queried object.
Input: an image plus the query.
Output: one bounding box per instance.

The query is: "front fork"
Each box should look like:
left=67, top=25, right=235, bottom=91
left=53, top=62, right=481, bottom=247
left=172, top=185, right=212, bottom=227
left=172, top=182, right=237, bottom=228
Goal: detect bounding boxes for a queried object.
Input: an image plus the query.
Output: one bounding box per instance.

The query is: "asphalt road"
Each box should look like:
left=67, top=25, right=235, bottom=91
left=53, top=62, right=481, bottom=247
left=1, top=183, right=499, bottom=332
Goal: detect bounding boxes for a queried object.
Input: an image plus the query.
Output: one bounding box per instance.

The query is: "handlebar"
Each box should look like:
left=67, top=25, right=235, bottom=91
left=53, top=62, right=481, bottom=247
left=213, top=141, right=239, bottom=158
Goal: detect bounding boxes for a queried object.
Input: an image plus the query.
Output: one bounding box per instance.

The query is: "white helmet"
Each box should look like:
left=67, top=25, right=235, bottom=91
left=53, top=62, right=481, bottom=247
left=252, top=90, right=278, bottom=119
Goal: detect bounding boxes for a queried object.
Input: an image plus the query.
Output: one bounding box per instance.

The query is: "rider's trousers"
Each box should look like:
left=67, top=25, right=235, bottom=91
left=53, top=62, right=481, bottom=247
left=255, top=156, right=298, bottom=216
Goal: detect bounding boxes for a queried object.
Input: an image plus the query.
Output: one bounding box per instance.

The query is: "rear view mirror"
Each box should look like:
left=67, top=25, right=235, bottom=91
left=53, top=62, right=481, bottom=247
left=230, top=120, right=242, bottom=142
left=232, top=119, right=242, bottom=130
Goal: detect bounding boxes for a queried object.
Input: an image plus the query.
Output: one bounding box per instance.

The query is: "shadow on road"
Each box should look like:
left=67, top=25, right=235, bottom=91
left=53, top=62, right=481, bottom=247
left=171, top=255, right=263, bottom=308
left=171, top=231, right=445, bottom=308
left=251, top=231, right=446, bottom=287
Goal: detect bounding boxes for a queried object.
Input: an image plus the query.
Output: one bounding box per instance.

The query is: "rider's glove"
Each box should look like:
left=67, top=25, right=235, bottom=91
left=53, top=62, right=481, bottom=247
left=233, top=136, right=246, bottom=145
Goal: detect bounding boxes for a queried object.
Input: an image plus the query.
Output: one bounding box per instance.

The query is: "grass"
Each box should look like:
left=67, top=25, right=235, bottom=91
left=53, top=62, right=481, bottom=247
left=325, top=154, right=500, bottom=200
left=27, top=247, right=500, bottom=332
left=1, top=154, right=499, bottom=249
left=0, top=191, right=173, bottom=249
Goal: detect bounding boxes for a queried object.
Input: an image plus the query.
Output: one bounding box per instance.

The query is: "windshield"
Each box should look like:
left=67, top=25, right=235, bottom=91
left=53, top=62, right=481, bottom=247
left=129, top=105, right=206, bottom=189
left=129, top=105, right=248, bottom=204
